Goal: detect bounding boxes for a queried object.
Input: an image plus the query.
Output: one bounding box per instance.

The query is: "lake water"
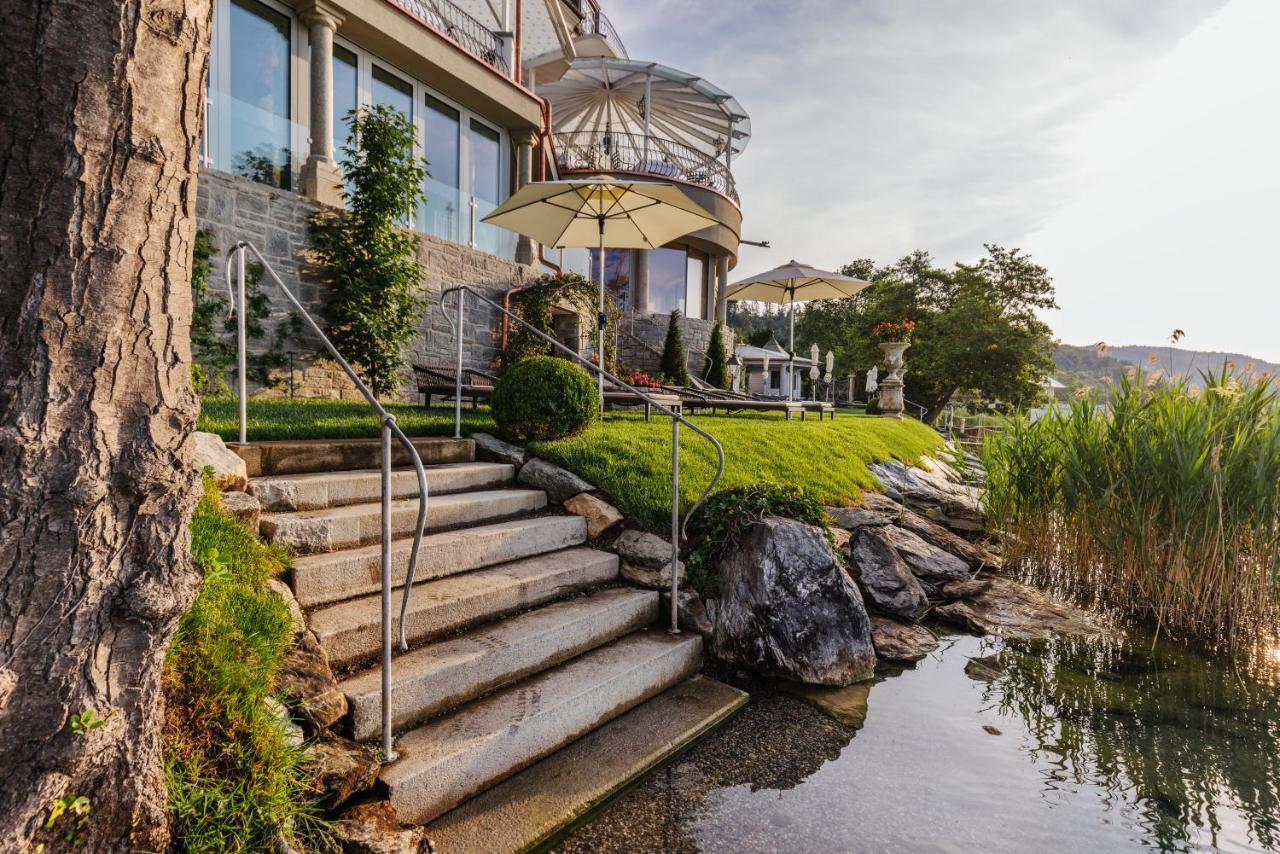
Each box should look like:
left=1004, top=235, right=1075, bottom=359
left=556, top=630, right=1280, bottom=853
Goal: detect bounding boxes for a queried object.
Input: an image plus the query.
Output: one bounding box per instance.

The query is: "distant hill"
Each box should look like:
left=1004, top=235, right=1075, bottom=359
left=1054, top=343, right=1279, bottom=388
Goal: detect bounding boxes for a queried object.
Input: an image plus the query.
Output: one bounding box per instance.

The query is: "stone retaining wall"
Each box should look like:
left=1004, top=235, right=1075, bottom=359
left=616, top=311, right=732, bottom=382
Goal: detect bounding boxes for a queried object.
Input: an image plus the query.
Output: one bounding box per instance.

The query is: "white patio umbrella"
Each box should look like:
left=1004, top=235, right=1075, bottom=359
left=482, top=177, right=720, bottom=409
left=725, top=261, right=871, bottom=401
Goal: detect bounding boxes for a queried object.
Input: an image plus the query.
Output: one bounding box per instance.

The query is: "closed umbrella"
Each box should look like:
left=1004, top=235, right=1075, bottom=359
left=481, top=177, right=720, bottom=409
left=725, top=261, right=871, bottom=401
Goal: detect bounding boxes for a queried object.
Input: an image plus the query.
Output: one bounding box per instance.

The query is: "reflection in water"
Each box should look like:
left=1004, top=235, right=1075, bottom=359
left=558, top=631, right=1280, bottom=854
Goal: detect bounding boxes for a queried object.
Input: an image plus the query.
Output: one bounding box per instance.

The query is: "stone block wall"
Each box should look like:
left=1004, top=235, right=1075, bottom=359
left=195, top=169, right=537, bottom=401
left=616, top=311, right=733, bottom=382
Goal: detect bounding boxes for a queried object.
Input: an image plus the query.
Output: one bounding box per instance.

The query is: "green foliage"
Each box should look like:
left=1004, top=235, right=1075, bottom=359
left=532, top=409, right=943, bottom=529
left=685, top=483, right=837, bottom=597
left=659, top=310, right=691, bottom=386
left=704, top=323, right=730, bottom=389
left=492, top=356, right=598, bottom=442
left=311, top=105, right=427, bottom=397
left=982, top=368, right=1280, bottom=653
left=795, top=245, right=1057, bottom=421
left=500, top=273, right=619, bottom=372
left=164, top=475, right=328, bottom=851
left=190, top=229, right=293, bottom=395
left=198, top=397, right=495, bottom=442
left=44, top=794, right=91, bottom=846
left=68, top=706, right=112, bottom=736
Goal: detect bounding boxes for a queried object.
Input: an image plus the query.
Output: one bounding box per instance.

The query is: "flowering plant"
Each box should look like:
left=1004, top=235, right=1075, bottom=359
left=871, top=317, right=916, bottom=342
left=617, top=368, right=662, bottom=389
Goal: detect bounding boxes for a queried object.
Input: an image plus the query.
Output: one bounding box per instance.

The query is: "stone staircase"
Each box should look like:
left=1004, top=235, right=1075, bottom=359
left=239, top=437, right=746, bottom=842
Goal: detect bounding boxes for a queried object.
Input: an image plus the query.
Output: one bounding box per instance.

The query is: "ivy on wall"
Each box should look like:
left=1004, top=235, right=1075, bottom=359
left=499, top=272, right=621, bottom=374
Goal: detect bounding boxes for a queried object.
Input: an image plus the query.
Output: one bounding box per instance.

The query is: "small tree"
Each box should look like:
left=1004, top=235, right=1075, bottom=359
left=311, top=105, right=427, bottom=397
left=705, top=322, right=730, bottom=389
left=660, top=309, right=691, bottom=386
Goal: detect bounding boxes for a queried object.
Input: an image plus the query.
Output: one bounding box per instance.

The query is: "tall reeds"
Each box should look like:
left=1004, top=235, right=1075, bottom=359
left=983, top=367, right=1280, bottom=653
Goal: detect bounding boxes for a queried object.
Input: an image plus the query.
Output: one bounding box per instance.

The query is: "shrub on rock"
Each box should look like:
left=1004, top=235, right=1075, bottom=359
left=492, top=356, right=597, bottom=442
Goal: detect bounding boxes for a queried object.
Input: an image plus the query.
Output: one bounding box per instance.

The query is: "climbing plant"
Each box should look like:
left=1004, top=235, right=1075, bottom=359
left=659, top=309, right=691, bottom=386
left=499, top=272, right=620, bottom=373
left=310, top=105, right=427, bottom=397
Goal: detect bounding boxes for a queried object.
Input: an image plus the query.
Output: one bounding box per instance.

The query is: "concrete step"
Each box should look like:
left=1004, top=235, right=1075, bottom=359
left=426, top=675, right=748, bottom=853
left=381, top=629, right=703, bottom=825
left=310, top=547, right=620, bottom=670
left=291, top=515, right=587, bottom=608
left=260, top=488, right=546, bottom=555
left=342, top=588, right=658, bottom=740
left=233, top=436, right=473, bottom=477
left=250, top=462, right=515, bottom=512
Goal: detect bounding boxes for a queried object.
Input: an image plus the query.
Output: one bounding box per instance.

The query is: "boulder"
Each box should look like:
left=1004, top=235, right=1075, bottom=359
left=306, top=734, right=380, bottom=809
left=889, top=503, right=1001, bottom=571
left=333, top=801, right=433, bottom=854
left=615, top=529, right=683, bottom=571
left=934, top=577, right=1106, bottom=642
left=620, top=559, right=685, bottom=591
left=660, top=588, right=713, bottom=638
left=879, top=525, right=971, bottom=583
left=712, top=517, right=875, bottom=686
left=941, top=576, right=993, bottom=599
left=848, top=527, right=928, bottom=617
left=275, top=629, right=347, bottom=732
left=471, top=432, right=525, bottom=467
left=517, top=458, right=593, bottom=504
left=563, top=492, right=623, bottom=539
left=825, top=505, right=892, bottom=530
left=868, top=460, right=985, bottom=532
left=869, top=616, right=938, bottom=663
left=267, top=577, right=306, bottom=638
left=192, top=431, right=247, bottom=491
left=221, top=490, right=261, bottom=532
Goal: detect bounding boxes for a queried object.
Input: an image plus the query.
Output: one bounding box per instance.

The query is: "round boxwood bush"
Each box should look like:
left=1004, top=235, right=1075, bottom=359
left=492, top=356, right=597, bottom=442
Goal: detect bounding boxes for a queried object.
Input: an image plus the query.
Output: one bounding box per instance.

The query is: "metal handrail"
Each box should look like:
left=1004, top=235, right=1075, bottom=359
left=553, top=130, right=740, bottom=205
left=439, top=285, right=726, bottom=630
left=386, top=0, right=510, bottom=76
left=224, top=241, right=428, bottom=763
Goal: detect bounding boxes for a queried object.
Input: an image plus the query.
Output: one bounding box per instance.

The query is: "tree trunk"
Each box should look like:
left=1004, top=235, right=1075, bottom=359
left=0, top=1, right=211, bottom=849
left=924, top=388, right=958, bottom=426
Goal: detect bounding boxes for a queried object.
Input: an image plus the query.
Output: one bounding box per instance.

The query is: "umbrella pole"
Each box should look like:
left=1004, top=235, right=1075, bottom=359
left=597, top=216, right=606, bottom=416
left=788, top=292, right=795, bottom=402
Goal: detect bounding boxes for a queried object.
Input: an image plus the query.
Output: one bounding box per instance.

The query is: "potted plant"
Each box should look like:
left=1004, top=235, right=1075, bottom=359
left=872, top=317, right=915, bottom=370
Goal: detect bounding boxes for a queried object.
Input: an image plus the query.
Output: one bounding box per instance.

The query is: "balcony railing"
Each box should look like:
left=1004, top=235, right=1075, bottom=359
left=575, top=9, right=628, bottom=58
left=553, top=130, right=739, bottom=205
left=387, top=0, right=510, bottom=76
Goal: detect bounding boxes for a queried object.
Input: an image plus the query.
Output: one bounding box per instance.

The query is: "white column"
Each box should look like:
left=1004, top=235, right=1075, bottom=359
left=300, top=3, right=344, bottom=207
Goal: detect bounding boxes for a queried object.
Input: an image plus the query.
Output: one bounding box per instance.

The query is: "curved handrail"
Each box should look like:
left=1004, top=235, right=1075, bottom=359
left=553, top=130, right=739, bottom=206
left=439, top=286, right=726, bottom=605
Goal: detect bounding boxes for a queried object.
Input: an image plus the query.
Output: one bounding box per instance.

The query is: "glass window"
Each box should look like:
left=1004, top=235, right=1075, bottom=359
left=649, top=247, right=687, bottom=315
left=420, top=94, right=461, bottom=243
left=470, top=120, right=510, bottom=256
left=332, top=44, right=358, bottom=159
left=686, top=250, right=707, bottom=320
left=228, top=0, right=292, bottom=189
left=588, top=249, right=633, bottom=311
left=371, top=65, right=413, bottom=120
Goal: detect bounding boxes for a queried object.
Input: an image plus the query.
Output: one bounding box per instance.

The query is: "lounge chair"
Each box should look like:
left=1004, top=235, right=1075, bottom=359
left=667, top=382, right=806, bottom=420
left=603, top=385, right=683, bottom=420
left=413, top=363, right=496, bottom=409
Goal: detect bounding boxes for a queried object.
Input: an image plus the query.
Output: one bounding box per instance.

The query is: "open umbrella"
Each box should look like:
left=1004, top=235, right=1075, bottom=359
left=482, top=177, right=720, bottom=409
left=724, top=261, right=871, bottom=401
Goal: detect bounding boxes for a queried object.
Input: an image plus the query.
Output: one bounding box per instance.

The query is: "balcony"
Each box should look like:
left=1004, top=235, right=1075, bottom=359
left=387, top=0, right=510, bottom=76
left=573, top=8, right=628, bottom=58
left=553, top=130, right=739, bottom=205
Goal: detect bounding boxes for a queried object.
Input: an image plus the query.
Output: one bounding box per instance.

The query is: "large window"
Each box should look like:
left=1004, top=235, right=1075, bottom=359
left=686, top=249, right=707, bottom=320
left=221, top=0, right=294, bottom=189
left=588, top=249, right=633, bottom=311
left=650, top=247, right=688, bottom=316
left=332, top=44, right=359, bottom=158
left=371, top=65, right=413, bottom=118
left=421, top=95, right=461, bottom=242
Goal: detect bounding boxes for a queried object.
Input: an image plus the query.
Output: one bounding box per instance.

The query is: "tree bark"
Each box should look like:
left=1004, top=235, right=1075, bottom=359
left=0, top=1, right=211, bottom=849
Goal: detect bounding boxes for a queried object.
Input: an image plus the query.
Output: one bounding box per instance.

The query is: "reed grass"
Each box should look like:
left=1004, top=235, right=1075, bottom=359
left=983, top=367, right=1280, bottom=653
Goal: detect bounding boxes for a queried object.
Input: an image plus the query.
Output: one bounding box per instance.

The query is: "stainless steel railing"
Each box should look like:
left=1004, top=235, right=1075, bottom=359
left=224, top=241, right=427, bottom=762
left=440, top=285, right=726, bottom=630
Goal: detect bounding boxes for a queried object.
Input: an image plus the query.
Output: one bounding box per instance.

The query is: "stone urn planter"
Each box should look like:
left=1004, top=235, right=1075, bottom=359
left=877, top=341, right=910, bottom=418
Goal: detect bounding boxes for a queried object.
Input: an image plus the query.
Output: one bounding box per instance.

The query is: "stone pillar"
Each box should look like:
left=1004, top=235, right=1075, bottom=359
left=513, top=129, right=538, bottom=265
left=632, top=249, right=650, bottom=313
left=299, top=3, right=344, bottom=207
left=715, top=254, right=730, bottom=324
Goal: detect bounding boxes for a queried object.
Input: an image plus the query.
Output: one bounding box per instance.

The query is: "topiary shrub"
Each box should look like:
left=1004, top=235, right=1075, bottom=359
left=704, top=322, right=730, bottom=389
left=659, top=309, right=691, bottom=386
left=684, top=483, right=837, bottom=598
left=491, top=356, right=597, bottom=442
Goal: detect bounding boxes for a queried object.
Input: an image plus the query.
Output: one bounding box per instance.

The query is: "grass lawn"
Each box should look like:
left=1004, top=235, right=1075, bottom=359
left=199, top=397, right=944, bottom=530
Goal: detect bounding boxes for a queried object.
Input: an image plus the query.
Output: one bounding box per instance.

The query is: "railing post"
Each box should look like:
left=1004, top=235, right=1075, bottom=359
left=236, top=245, right=248, bottom=446
left=380, top=418, right=397, bottom=763
left=454, top=289, right=465, bottom=439
left=669, top=416, right=681, bottom=635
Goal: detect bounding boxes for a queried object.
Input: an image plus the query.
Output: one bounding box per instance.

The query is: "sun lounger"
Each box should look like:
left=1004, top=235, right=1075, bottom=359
left=603, top=388, right=683, bottom=420
left=665, top=383, right=806, bottom=420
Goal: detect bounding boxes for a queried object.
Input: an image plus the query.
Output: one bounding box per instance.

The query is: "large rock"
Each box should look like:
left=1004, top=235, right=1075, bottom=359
left=713, top=517, right=875, bottom=686
left=934, top=576, right=1106, bottom=642
left=849, top=526, right=929, bottom=617
left=869, top=616, right=939, bottom=663
left=563, top=492, right=623, bottom=539
left=660, top=588, right=713, bottom=639
left=879, top=525, right=971, bottom=583
left=307, top=734, right=380, bottom=809
left=868, top=460, right=985, bottom=532
left=333, top=801, right=432, bottom=854
left=941, top=576, right=993, bottom=599
left=221, top=490, right=261, bottom=532
left=192, top=431, right=247, bottom=491
left=275, top=629, right=347, bottom=732
left=856, top=490, right=1001, bottom=570
left=620, top=559, right=685, bottom=590
left=614, top=528, right=684, bottom=577
left=517, top=458, right=592, bottom=504
left=825, top=505, right=892, bottom=530
left=471, top=432, right=525, bottom=467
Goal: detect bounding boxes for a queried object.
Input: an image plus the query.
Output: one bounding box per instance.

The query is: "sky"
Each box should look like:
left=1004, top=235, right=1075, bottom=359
left=606, top=0, right=1280, bottom=361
